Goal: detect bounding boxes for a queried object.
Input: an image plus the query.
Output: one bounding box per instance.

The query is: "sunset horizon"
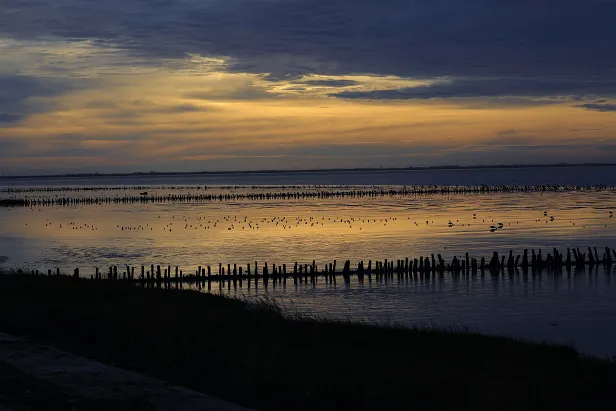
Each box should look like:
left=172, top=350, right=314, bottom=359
left=2, top=0, right=616, bottom=175
left=3, top=2, right=616, bottom=410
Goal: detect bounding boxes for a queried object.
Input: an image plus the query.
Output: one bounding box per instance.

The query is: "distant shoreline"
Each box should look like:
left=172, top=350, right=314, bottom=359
left=1, top=162, right=615, bottom=180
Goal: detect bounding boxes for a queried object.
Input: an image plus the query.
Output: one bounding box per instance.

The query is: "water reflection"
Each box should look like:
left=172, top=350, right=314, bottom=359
left=2, top=182, right=616, bottom=358
left=1, top=190, right=614, bottom=271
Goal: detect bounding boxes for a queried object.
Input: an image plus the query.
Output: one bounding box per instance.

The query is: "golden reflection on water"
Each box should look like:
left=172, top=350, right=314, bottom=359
left=1, top=190, right=615, bottom=272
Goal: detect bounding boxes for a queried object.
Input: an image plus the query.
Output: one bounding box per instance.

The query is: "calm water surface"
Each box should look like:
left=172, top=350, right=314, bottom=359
left=1, top=167, right=616, bottom=357
left=201, top=267, right=616, bottom=358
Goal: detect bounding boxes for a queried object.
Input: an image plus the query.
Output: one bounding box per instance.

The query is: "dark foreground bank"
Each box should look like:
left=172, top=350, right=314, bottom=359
left=0, top=274, right=615, bottom=411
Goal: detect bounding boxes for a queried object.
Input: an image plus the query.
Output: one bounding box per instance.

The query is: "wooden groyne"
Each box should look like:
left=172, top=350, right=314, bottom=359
left=1, top=185, right=614, bottom=207
left=14, top=246, right=616, bottom=289
left=0, top=184, right=316, bottom=193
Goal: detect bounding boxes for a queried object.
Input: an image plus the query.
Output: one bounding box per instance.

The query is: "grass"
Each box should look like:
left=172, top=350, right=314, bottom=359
left=1, top=274, right=616, bottom=411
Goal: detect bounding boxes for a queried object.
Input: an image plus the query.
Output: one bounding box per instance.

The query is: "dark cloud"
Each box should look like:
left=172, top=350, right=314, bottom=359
left=569, top=128, right=605, bottom=132
left=575, top=103, right=616, bottom=112
left=184, top=87, right=274, bottom=100
left=331, top=78, right=616, bottom=100
left=84, top=101, right=217, bottom=123
left=262, top=73, right=307, bottom=82
left=0, top=0, right=614, bottom=99
left=84, top=101, right=117, bottom=109
left=0, top=75, right=81, bottom=122
left=0, top=114, right=23, bottom=124
left=299, top=79, right=360, bottom=87
left=172, top=104, right=211, bottom=112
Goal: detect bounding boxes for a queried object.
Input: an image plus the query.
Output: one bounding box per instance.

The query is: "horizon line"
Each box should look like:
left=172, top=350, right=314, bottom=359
left=1, top=162, right=616, bottom=180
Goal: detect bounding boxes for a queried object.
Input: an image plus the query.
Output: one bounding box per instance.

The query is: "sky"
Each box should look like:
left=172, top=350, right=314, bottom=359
left=1, top=0, right=616, bottom=175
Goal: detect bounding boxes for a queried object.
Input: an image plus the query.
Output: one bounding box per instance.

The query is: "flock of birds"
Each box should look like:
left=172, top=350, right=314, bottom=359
left=26, top=209, right=614, bottom=235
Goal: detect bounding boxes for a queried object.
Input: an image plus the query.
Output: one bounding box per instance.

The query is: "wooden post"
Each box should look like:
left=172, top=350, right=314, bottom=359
left=232, top=265, right=237, bottom=289
left=283, top=264, right=287, bottom=285
left=588, top=247, right=596, bottom=265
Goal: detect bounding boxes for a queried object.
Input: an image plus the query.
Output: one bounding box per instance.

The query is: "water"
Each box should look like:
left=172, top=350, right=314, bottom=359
left=198, top=266, right=616, bottom=359
left=3, top=165, right=616, bottom=187
left=2, top=167, right=616, bottom=357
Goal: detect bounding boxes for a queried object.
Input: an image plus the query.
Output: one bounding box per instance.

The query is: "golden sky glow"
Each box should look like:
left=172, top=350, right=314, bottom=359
left=1, top=37, right=616, bottom=174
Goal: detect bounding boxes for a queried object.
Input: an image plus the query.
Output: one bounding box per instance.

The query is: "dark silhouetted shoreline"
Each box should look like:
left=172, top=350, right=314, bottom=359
left=1, top=273, right=616, bottom=411
left=1, top=162, right=615, bottom=180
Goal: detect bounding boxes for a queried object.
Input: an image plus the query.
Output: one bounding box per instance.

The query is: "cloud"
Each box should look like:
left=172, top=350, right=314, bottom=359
left=1, top=0, right=615, bottom=86
left=331, top=78, right=616, bottom=100
left=299, top=79, right=360, bottom=87
left=0, top=75, right=81, bottom=124
left=1, top=0, right=616, bottom=173
left=569, top=128, right=605, bottom=132
left=575, top=103, right=616, bottom=112
left=0, top=114, right=23, bottom=124
left=2, top=1, right=614, bottom=103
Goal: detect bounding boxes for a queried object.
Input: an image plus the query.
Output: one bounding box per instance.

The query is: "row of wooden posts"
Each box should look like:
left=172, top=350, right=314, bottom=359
left=21, top=246, right=616, bottom=287
left=2, top=184, right=612, bottom=194
left=2, top=185, right=615, bottom=208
